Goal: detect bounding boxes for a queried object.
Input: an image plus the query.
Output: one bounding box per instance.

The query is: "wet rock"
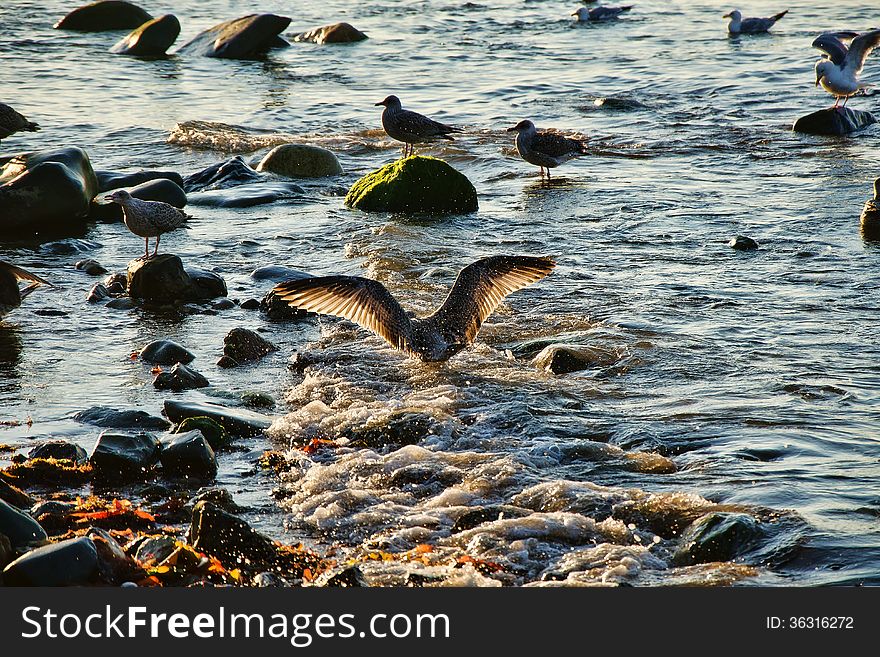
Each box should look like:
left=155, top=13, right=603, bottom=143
left=74, top=405, right=170, bottom=430
left=240, top=298, right=260, bottom=310
left=31, top=500, right=77, bottom=518
left=96, top=169, right=184, bottom=192
left=729, top=235, right=759, bottom=251
left=153, top=363, right=209, bottom=391
left=187, top=486, right=241, bottom=513
left=177, top=14, right=292, bottom=59
left=103, top=271, right=128, bottom=293
left=345, top=411, right=442, bottom=449
left=90, top=178, right=187, bottom=221
left=241, top=391, right=275, bottom=409
left=256, top=144, right=343, bottom=178
left=293, top=22, right=368, bottom=44
left=188, top=501, right=277, bottom=566
left=2, top=536, right=99, bottom=586
left=213, top=298, right=236, bottom=310
left=133, top=534, right=177, bottom=565
left=106, top=297, right=136, bottom=310
left=673, top=512, right=764, bottom=566
left=89, top=430, right=161, bottom=479
left=89, top=526, right=145, bottom=584
left=75, top=258, right=107, bottom=275
left=127, top=254, right=227, bottom=303
left=188, top=181, right=304, bottom=208
left=110, top=13, right=180, bottom=56
left=0, top=498, right=47, bottom=548
left=345, top=156, right=478, bottom=214
left=313, top=565, right=369, bottom=587
left=792, top=107, right=876, bottom=136
left=164, top=400, right=272, bottom=437
left=139, top=338, right=195, bottom=365
left=251, top=265, right=313, bottom=283
left=183, top=156, right=263, bottom=193
left=219, top=327, right=278, bottom=368
left=28, top=440, right=88, bottom=463
left=0, top=147, right=98, bottom=234
left=0, top=534, right=11, bottom=570
left=54, top=1, right=152, bottom=31
left=532, top=344, right=612, bottom=375
left=38, top=237, right=100, bottom=255
left=173, top=416, right=229, bottom=450
left=451, top=506, right=530, bottom=534
left=160, top=430, right=217, bottom=479
left=0, top=479, right=35, bottom=509
left=252, top=571, right=288, bottom=587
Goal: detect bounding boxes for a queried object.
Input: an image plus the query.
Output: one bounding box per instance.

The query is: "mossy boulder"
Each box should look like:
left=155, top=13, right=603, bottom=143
left=110, top=14, right=181, bottom=56
left=256, top=144, right=343, bottom=178
left=174, top=416, right=229, bottom=450
left=345, top=156, right=478, bottom=214
left=792, top=107, right=876, bottom=136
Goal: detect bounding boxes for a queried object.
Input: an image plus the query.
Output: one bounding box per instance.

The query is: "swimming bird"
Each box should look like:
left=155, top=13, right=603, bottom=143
left=375, top=95, right=462, bottom=157
left=0, top=103, right=39, bottom=144
left=271, top=255, right=556, bottom=362
left=0, top=261, right=52, bottom=319
left=861, top=177, right=880, bottom=240
left=723, top=9, right=788, bottom=35
left=572, top=6, right=633, bottom=22
left=813, top=30, right=880, bottom=108
left=104, top=190, right=191, bottom=259
left=507, top=120, right=588, bottom=180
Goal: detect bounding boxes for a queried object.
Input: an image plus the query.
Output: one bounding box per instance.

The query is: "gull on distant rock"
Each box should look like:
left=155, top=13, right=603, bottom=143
left=572, top=6, right=632, bottom=22
left=0, top=261, right=52, bottom=319
left=105, top=190, right=191, bottom=258
left=813, top=29, right=880, bottom=108
left=723, top=9, right=788, bottom=35
left=375, top=95, right=462, bottom=157
left=861, top=177, right=880, bottom=239
left=271, top=255, right=555, bottom=362
left=0, top=103, right=39, bottom=144
left=507, top=119, right=587, bottom=180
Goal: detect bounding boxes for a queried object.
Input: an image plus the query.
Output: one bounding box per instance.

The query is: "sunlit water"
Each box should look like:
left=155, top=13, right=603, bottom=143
left=1, top=0, right=879, bottom=585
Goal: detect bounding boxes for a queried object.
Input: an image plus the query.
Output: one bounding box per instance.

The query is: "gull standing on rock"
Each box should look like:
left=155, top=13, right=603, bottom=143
left=571, top=6, right=633, bottom=22
left=105, top=190, right=191, bottom=259
left=723, top=9, right=788, bottom=35
left=0, top=261, right=52, bottom=319
left=271, top=255, right=555, bottom=362
left=861, top=177, right=880, bottom=240
left=0, top=103, right=39, bottom=144
left=375, top=95, right=462, bottom=157
left=507, top=120, right=588, bottom=180
left=813, top=30, right=880, bottom=109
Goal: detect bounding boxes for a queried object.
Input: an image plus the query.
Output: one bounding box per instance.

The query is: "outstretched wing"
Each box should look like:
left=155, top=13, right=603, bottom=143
left=0, top=261, right=51, bottom=287
left=428, top=256, right=556, bottom=344
left=271, top=276, right=415, bottom=352
left=532, top=131, right=588, bottom=158
left=845, top=29, right=880, bottom=76
left=812, top=33, right=851, bottom=66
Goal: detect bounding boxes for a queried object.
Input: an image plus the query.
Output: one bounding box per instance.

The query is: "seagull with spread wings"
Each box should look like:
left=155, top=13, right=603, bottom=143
left=813, top=29, right=880, bottom=108
left=0, top=261, right=52, bottom=319
left=271, top=255, right=556, bottom=362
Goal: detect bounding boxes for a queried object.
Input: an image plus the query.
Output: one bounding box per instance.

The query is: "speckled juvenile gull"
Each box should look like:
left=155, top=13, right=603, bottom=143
left=572, top=5, right=632, bottom=22
left=0, top=261, right=51, bottom=319
left=507, top=119, right=588, bottom=179
left=0, top=103, right=39, bottom=143
left=813, top=29, right=880, bottom=108
left=723, top=9, right=788, bottom=34
left=272, top=255, right=555, bottom=362
left=375, top=95, right=462, bottom=157
left=861, top=177, right=880, bottom=238
left=105, top=189, right=192, bottom=258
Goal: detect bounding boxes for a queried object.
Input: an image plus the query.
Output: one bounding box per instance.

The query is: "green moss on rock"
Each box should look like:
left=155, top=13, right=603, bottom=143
left=345, top=156, right=478, bottom=214
left=173, top=416, right=229, bottom=450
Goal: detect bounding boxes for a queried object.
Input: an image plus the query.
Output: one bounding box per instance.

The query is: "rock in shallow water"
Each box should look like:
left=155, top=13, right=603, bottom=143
left=313, top=565, right=369, bottom=587
left=153, top=362, right=209, bottom=391
left=89, top=430, right=161, bottom=478
left=90, top=178, right=187, bottom=221
left=792, top=107, right=877, bottom=136
left=532, top=344, right=616, bottom=374
left=3, top=536, right=99, bottom=586
left=673, top=512, right=765, bottom=566
left=127, top=254, right=227, bottom=303
left=293, top=22, right=368, bottom=44
left=160, top=430, right=217, bottom=479
left=177, top=14, right=292, bottom=59
left=28, top=440, right=88, bottom=463
left=188, top=501, right=277, bottom=565
left=183, top=156, right=263, bottom=192
left=0, top=498, right=47, bottom=548
left=173, top=417, right=229, bottom=450
left=139, top=339, right=195, bottom=365
left=345, top=156, right=478, bottom=214
left=164, top=400, right=272, bottom=437
left=110, top=13, right=180, bottom=56
left=74, top=405, right=170, bottom=430
left=219, top=327, right=278, bottom=367
left=0, top=480, right=35, bottom=510
left=256, top=144, right=343, bottom=178
left=54, top=1, right=152, bottom=31
left=729, top=235, right=759, bottom=251
left=75, top=258, right=108, bottom=275
left=96, top=169, right=184, bottom=192
left=187, top=181, right=305, bottom=207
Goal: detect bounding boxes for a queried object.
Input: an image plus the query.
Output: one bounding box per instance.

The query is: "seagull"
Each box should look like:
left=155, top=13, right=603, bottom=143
left=0, top=103, right=39, bottom=144
left=0, top=261, right=52, bottom=319
left=723, top=9, right=788, bottom=35
left=571, top=6, right=633, bottom=22
left=507, top=120, right=588, bottom=180
left=813, top=30, right=880, bottom=108
left=375, top=95, right=462, bottom=157
left=861, top=177, right=880, bottom=240
left=105, top=190, right=191, bottom=259
left=271, top=255, right=556, bottom=362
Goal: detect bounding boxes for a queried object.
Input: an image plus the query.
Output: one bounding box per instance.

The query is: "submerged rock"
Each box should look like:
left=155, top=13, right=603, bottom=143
left=250, top=265, right=312, bottom=282
left=75, top=258, right=108, bottom=275
left=127, top=254, right=227, bottom=303
left=90, top=178, right=187, bottom=221
left=219, top=327, right=278, bottom=368
left=183, top=156, right=263, bottom=192
left=96, top=169, right=184, bottom=192
left=54, top=1, right=152, bottom=31
left=345, top=156, right=478, bottom=214
left=2, top=536, right=99, bottom=586
left=344, top=411, right=443, bottom=448
left=88, top=283, right=111, bottom=302
left=256, top=144, right=343, bottom=178
left=173, top=417, right=229, bottom=451
left=164, top=400, right=272, bottom=437
left=792, top=107, right=877, bottom=136
left=28, top=440, right=88, bottom=463
left=89, top=431, right=161, bottom=478
left=74, top=405, right=170, bottom=430
left=187, top=181, right=304, bottom=208
left=293, top=22, right=368, bottom=44
left=139, top=339, right=195, bottom=365
left=133, top=534, right=177, bottom=565
left=177, top=14, right=292, bottom=59
left=729, top=235, right=759, bottom=251
left=153, top=363, right=209, bottom=391
left=0, top=480, right=35, bottom=510
left=0, top=498, right=47, bottom=548
left=160, top=430, right=217, bottom=479
left=532, top=344, right=615, bottom=375
left=673, top=512, right=764, bottom=566
left=0, top=147, right=98, bottom=233
left=313, top=565, right=369, bottom=587
left=188, top=501, right=277, bottom=565
left=110, top=14, right=180, bottom=56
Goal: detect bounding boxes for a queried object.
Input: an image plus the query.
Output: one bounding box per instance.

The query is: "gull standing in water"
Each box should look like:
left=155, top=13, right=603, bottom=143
left=0, top=262, right=52, bottom=319
left=105, top=190, right=191, bottom=259
left=375, top=95, right=462, bottom=157
left=723, top=9, right=788, bottom=35
left=271, top=255, right=555, bottom=362
left=813, top=30, right=880, bottom=108
left=507, top=119, right=588, bottom=180
left=572, top=6, right=633, bottom=22
left=861, top=177, right=880, bottom=240
left=0, top=103, right=39, bottom=144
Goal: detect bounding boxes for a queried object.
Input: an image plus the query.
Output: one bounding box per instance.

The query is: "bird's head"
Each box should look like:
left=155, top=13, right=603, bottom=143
left=873, top=177, right=880, bottom=199
left=105, top=189, right=132, bottom=204
left=723, top=10, right=741, bottom=21
left=507, top=119, right=536, bottom=133
left=815, top=60, right=833, bottom=86
left=571, top=8, right=589, bottom=20
left=375, top=95, right=401, bottom=108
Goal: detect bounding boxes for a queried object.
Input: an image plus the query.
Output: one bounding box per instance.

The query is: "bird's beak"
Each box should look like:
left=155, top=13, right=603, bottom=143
left=374, top=101, right=384, bottom=106
left=722, top=13, right=730, bottom=18
left=815, top=73, right=821, bottom=87
left=506, top=126, right=518, bottom=132
left=571, top=11, right=577, bottom=16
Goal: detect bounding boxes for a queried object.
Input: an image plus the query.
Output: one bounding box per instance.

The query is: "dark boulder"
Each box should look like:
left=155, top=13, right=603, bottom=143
left=2, top=536, right=99, bottom=586
left=139, top=339, right=195, bottom=365
left=173, top=417, right=229, bottom=451
left=160, top=430, right=217, bottom=479
left=188, top=501, right=277, bottom=566
left=250, top=265, right=313, bottom=283
left=89, top=430, right=161, bottom=479
left=532, top=344, right=617, bottom=374
left=219, top=327, right=278, bottom=368
left=90, top=178, right=187, bottom=221
left=133, top=534, right=177, bottom=565
left=127, top=254, right=227, bottom=303
left=344, top=411, right=443, bottom=449
left=256, top=144, right=343, bottom=178
left=792, top=107, right=877, bottom=136
left=185, top=266, right=228, bottom=300
left=110, top=14, right=180, bottom=56
left=96, top=169, right=184, bottom=192
left=673, top=512, right=765, bottom=566
left=293, top=22, right=368, bottom=44
left=187, top=181, right=304, bottom=208
left=0, top=480, right=35, bottom=510
left=177, top=14, right=292, bottom=59
left=183, top=156, right=263, bottom=193
left=313, top=565, right=369, bottom=587
left=164, top=399, right=272, bottom=437
left=75, top=258, right=108, bottom=275
left=54, top=1, right=152, bottom=32
left=28, top=440, right=88, bottom=463
left=0, top=498, right=47, bottom=548
left=729, top=235, right=759, bottom=251
left=153, top=362, right=209, bottom=391
left=74, top=405, right=170, bottom=430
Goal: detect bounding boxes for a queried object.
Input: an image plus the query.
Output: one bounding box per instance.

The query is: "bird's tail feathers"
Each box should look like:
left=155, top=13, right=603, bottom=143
left=771, top=10, right=789, bottom=22
left=24, top=122, right=40, bottom=132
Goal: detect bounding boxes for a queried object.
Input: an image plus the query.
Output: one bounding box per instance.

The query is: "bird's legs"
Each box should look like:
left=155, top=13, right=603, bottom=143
left=153, top=235, right=160, bottom=257
left=144, top=238, right=150, bottom=259
left=546, top=168, right=551, bottom=181
left=841, top=94, right=850, bottom=108
left=539, top=166, right=545, bottom=179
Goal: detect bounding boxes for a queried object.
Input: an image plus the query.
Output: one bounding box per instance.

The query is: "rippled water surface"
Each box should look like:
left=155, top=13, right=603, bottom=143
left=2, top=0, right=880, bottom=585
